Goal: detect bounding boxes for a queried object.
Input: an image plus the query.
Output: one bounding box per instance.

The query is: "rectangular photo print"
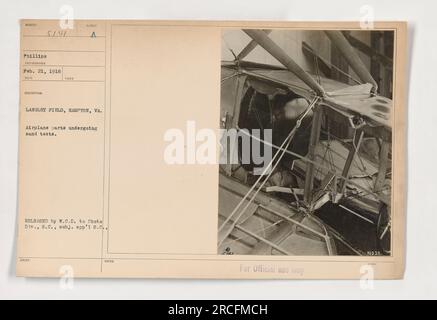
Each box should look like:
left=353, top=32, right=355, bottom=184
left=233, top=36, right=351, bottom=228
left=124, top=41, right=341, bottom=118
left=218, top=29, right=393, bottom=257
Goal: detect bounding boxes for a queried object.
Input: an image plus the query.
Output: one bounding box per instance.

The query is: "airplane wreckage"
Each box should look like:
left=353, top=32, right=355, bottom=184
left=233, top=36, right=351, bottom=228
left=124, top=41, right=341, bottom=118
left=218, top=30, right=392, bottom=256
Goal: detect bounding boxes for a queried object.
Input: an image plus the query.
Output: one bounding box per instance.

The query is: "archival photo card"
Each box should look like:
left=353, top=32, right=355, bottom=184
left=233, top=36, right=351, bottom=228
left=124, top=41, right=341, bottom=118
left=16, top=21, right=407, bottom=279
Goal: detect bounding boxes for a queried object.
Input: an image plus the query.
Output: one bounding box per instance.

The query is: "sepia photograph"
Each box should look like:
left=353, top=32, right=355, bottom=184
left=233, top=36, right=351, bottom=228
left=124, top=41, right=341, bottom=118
left=218, top=29, right=393, bottom=256
left=5, top=0, right=437, bottom=301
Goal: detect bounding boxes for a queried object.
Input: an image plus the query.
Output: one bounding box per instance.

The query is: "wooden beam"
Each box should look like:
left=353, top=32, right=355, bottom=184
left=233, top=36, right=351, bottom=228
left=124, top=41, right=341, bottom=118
left=339, top=130, right=365, bottom=193
left=225, top=75, right=246, bottom=176
left=370, top=32, right=382, bottom=94
left=259, top=205, right=326, bottom=239
left=237, top=30, right=272, bottom=60
left=304, top=106, right=324, bottom=204
left=374, top=141, right=390, bottom=193
left=234, top=224, right=292, bottom=255
left=312, top=171, right=336, bottom=203
left=244, top=29, right=326, bottom=97
left=325, top=31, right=378, bottom=93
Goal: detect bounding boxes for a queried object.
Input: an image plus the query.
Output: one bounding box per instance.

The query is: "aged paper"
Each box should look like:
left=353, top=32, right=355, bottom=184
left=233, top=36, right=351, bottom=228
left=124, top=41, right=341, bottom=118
left=16, top=20, right=407, bottom=279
